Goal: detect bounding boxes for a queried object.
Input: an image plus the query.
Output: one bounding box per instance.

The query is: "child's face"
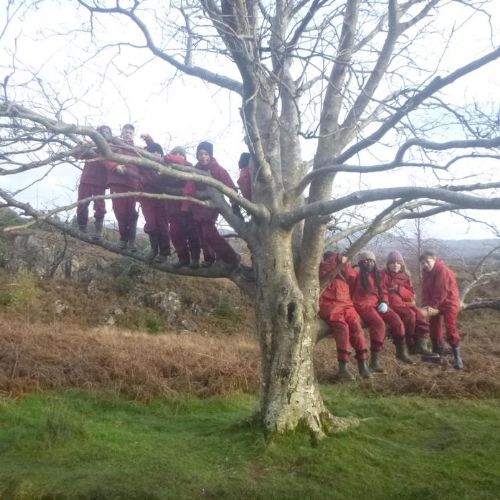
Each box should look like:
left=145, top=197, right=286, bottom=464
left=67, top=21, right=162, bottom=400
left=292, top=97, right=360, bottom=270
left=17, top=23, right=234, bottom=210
left=197, top=149, right=211, bottom=165
left=121, top=126, right=135, bottom=142
left=360, top=259, right=375, bottom=272
left=388, top=262, right=401, bottom=273
left=420, top=257, right=436, bottom=272
left=99, top=127, right=112, bottom=141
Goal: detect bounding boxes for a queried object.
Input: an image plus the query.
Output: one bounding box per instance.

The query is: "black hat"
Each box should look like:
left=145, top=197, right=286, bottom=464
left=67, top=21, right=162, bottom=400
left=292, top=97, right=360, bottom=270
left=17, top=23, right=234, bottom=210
left=147, top=142, right=164, bottom=156
left=196, top=141, right=213, bottom=158
left=238, top=152, right=251, bottom=169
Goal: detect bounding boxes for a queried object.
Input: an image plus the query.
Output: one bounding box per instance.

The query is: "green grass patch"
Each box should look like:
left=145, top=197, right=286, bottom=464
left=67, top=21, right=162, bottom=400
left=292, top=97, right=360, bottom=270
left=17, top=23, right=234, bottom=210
left=0, top=387, right=499, bottom=499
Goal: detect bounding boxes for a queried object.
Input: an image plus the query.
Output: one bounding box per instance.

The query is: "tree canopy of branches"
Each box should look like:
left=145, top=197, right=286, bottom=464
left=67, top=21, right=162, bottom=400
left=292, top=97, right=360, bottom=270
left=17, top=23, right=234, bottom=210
left=1, top=0, right=500, bottom=439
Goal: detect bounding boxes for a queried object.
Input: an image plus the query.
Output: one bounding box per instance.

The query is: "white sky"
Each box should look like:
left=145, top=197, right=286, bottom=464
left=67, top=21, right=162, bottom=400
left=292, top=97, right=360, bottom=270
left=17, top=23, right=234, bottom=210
left=1, top=0, right=499, bottom=239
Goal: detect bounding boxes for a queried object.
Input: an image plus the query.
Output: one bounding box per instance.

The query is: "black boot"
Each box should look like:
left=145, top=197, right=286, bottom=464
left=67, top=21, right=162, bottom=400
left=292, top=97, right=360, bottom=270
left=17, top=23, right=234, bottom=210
left=337, top=361, right=355, bottom=382
left=369, top=351, right=385, bottom=373
left=190, top=258, right=201, bottom=269
left=128, top=217, right=138, bottom=252
left=357, top=359, right=371, bottom=379
left=395, top=343, right=414, bottom=364
left=93, top=218, right=104, bottom=241
left=78, top=223, right=87, bottom=233
left=452, top=346, right=464, bottom=369
left=145, top=233, right=159, bottom=261
left=415, top=336, right=438, bottom=357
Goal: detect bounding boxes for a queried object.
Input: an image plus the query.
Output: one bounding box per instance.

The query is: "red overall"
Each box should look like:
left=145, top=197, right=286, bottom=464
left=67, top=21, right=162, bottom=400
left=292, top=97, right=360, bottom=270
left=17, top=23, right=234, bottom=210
left=381, top=269, right=430, bottom=347
left=105, top=144, right=140, bottom=242
left=237, top=166, right=252, bottom=201
left=162, top=153, right=201, bottom=265
left=140, top=167, right=171, bottom=256
left=76, top=160, right=107, bottom=227
left=319, top=256, right=368, bottom=362
left=349, top=269, right=405, bottom=351
left=421, top=259, right=461, bottom=349
left=183, top=157, right=239, bottom=264
left=74, top=145, right=108, bottom=227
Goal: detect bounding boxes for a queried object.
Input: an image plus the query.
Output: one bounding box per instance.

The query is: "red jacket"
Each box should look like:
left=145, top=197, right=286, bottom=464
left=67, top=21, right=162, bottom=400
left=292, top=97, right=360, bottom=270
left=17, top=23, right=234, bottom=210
left=319, top=255, right=356, bottom=315
left=73, top=144, right=107, bottom=188
left=381, top=269, right=415, bottom=309
left=348, top=269, right=388, bottom=309
left=105, top=143, right=141, bottom=190
left=183, top=157, right=237, bottom=221
left=237, top=166, right=252, bottom=200
left=421, top=259, right=461, bottom=310
left=161, top=153, right=193, bottom=215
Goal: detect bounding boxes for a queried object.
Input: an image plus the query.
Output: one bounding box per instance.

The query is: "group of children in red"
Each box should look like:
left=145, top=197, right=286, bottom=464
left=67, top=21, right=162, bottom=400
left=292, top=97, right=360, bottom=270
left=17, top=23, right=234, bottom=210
left=75, top=124, right=252, bottom=271
left=319, top=249, right=464, bottom=380
left=75, top=124, right=465, bottom=377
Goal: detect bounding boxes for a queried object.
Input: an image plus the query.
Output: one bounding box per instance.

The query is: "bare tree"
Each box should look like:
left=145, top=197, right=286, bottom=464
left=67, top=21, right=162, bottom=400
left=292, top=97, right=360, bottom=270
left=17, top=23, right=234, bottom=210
left=2, top=0, right=500, bottom=439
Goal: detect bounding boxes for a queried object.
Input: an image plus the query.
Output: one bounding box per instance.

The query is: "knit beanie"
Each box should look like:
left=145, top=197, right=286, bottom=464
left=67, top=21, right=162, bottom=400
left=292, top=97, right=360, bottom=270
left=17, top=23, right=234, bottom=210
left=238, top=152, right=251, bottom=169
left=196, top=141, right=214, bottom=158
left=357, top=250, right=376, bottom=264
left=170, top=146, right=187, bottom=158
left=386, top=250, right=405, bottom=266
left=147, top=142, right=164, bottom=156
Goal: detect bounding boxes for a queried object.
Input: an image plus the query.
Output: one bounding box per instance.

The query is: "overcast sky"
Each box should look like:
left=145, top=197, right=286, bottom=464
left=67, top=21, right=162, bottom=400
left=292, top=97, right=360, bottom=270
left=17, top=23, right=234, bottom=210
left=1, top=1, right=499, bottom=240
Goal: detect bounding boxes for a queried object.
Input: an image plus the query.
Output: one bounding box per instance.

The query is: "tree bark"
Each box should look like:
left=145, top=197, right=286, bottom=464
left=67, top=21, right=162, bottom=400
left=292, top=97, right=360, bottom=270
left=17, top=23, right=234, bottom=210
left=254, top=227, right=358, bottom=439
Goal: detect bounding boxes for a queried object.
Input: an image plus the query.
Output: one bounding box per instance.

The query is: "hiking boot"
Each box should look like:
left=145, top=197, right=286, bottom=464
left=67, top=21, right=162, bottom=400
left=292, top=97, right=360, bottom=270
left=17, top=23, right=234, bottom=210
left=128, top=221, right=137, bottom=252
left=93, top=218, right=104, bottom=241
left=395, top=343, right=414, bottom=364
left=145, top=233, right=159, bottom=261
left=415, top=336, right=436, bottom=357
left=119, top=240, right=128, bottom=250
left=337, top=361, right=355, bottom=382
left=201, top=260, right=214, bottom=268
left=452, top=346, right=464, bottom=370
left=189, top=259, right=201, bottom=269
left=172, top=260, right=189, bottom=269
left=154, top=254, right=170, bottom=264
left=78, top=224, right=88, bottom=233
left=369, top=351, right=385, bottom=373
left=357, top=359, right=371, bottom=379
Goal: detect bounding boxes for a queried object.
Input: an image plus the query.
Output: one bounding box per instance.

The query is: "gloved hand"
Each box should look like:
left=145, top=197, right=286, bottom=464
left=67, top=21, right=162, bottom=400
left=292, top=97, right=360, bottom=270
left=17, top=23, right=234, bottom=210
left=231, top=204, right=244, bottom=220
left=140, top=134, right=154, bottom=145
left=377, top=302, right=388, bottom=313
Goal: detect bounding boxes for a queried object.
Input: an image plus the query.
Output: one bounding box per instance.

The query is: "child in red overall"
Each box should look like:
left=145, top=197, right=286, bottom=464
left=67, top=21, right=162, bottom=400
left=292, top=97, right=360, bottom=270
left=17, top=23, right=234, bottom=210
left=162, top=147, right=201, bottom=268
left=105, top=124, right=141, bottom=250
left=319, top=252, right=370, bottom=380
left=74, top=125, right=111, bottom=239
left=183, top=141, right=240, bottom=269
left=139, top=134, right=171, bottom=262
left=420, top=250, right=464, bottom=369
left=349, top=251, right=413, bottom=372
left=382, top=251, right=434, bottom=356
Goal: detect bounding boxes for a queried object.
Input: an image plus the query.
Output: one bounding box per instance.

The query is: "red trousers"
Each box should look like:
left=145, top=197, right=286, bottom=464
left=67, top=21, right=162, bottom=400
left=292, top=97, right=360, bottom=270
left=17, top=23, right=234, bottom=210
left=392, top=304, right=429, bottom=346
left=429, top=307, right=461, bottom=349
left=109, top=184, right=138, bottom=242
left=77, top=182, right=106, bottom=226
left=195, top=215, right=239, bottom=264
left=320, top=305, right=368, bottom=362
left=169, top=214, right=201, bottom=265
left=141, top=198, right=171, bottom=255
left=356, top=306, right=405, bottom=352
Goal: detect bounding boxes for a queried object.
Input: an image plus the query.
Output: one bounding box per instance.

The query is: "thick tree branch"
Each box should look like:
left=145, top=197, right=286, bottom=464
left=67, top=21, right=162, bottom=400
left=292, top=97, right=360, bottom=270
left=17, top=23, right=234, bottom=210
left=280, top=185, right=500, bottom=227
left=292, top=135, right=500, bottom=196
left=76, top=0, right=243, bottom=94
left=333, top=45, right=500, bottom=164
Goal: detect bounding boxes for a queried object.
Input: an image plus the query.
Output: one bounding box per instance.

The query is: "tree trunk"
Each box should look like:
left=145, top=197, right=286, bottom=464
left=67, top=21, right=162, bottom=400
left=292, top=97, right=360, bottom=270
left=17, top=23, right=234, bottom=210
left=254, top=228, right=358, bottom=440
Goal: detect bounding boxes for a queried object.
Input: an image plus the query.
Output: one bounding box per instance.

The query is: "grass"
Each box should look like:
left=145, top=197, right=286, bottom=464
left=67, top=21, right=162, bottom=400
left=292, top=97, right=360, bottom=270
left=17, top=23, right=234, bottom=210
left=0, top=386, right=499, bottom=499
